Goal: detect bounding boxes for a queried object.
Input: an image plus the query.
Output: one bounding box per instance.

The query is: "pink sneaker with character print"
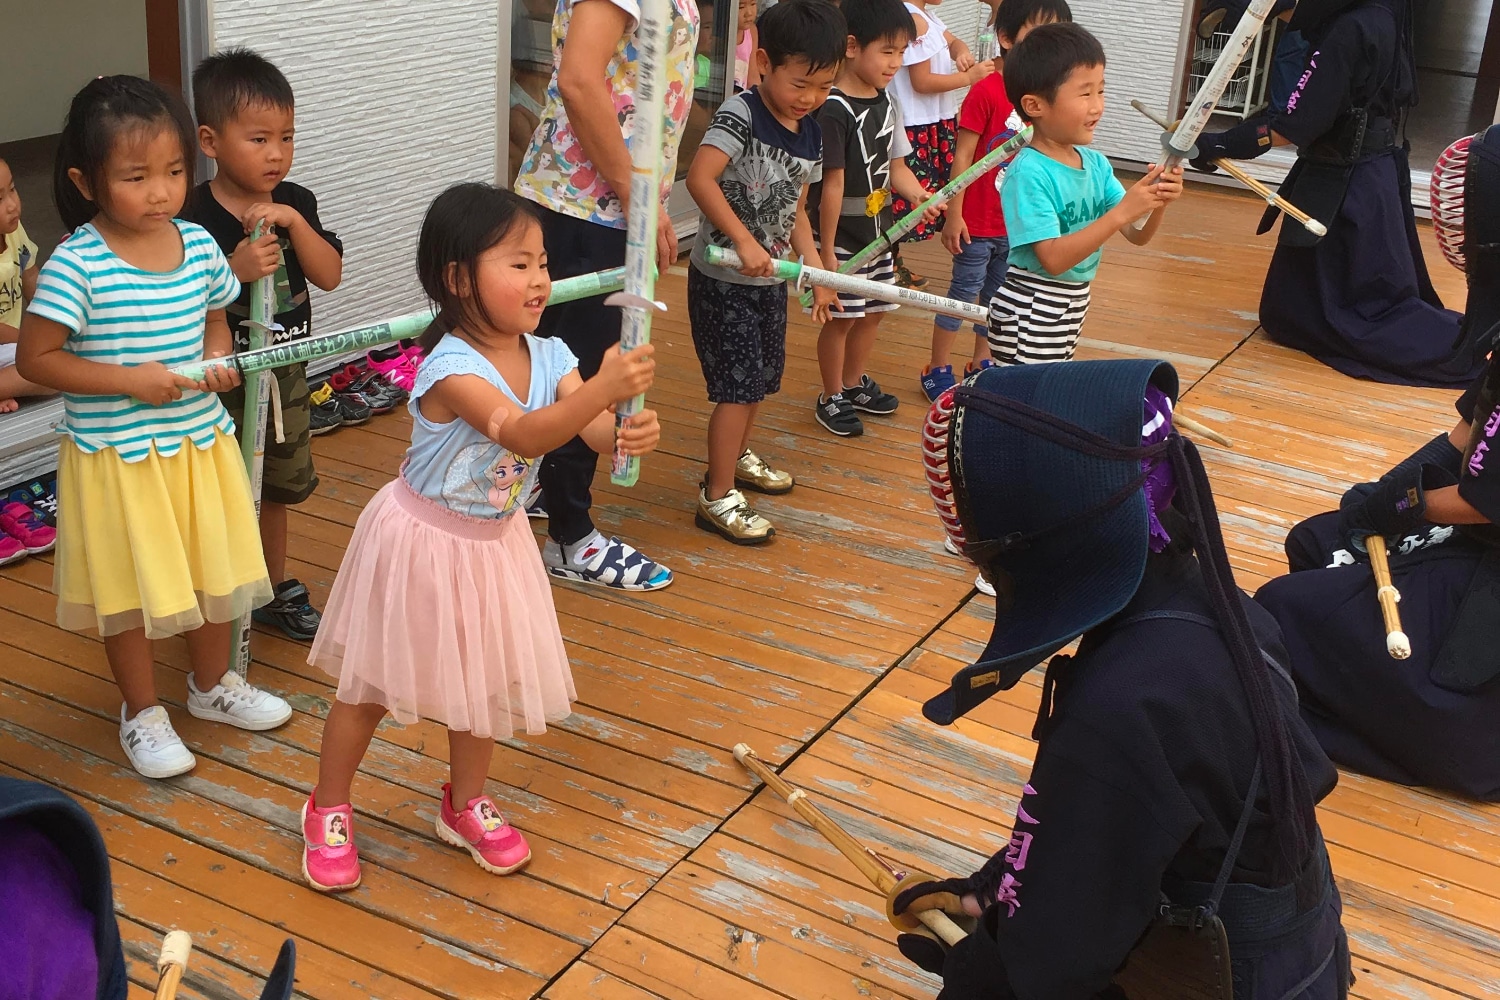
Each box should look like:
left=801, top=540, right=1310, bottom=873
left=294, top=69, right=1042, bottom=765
left=436, top=783, right=532, bottom=875
left=301, top=791, right=361, bottom=892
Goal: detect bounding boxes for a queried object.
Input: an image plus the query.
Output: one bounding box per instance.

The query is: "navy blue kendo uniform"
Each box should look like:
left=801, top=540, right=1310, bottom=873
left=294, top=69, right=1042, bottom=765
left=1256, top=363, right=1500, bottom=801
left=898, top=361, right=1352, bottom=1000
left=1194, top=0, right=1485, bottom=388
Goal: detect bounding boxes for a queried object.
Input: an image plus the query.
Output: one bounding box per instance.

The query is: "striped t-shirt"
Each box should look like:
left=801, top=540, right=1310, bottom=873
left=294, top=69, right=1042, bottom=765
left=27, top=221, right=241, bottom=462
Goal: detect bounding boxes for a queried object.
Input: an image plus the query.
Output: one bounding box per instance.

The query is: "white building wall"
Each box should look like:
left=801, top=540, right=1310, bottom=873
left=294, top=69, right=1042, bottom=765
left=208, top=2, right=499, bottom=333
left=1072, top=0, right=1188, bottom=164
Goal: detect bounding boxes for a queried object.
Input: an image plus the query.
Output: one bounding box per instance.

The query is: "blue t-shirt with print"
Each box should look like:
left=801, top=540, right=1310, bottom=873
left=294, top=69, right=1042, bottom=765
left=402, top=334, right=579, bottom=519
left=1001, top=145, right=1127, bottom=283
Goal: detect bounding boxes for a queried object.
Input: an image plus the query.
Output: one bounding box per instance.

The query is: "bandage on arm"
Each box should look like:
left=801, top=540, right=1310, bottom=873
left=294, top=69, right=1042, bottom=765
left=486, top=404, right=510, bottom=442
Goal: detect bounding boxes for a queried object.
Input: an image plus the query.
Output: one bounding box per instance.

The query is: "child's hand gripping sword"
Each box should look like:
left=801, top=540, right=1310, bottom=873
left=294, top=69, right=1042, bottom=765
left=173, top=268, right=633, bottom=382
left=604, top=0, right=673, bottom=488
left=230, top=223, right=281, bottom=680
left=706, top=246, right=989, bottom=324
left=805, top=125, right=1035, bottom=307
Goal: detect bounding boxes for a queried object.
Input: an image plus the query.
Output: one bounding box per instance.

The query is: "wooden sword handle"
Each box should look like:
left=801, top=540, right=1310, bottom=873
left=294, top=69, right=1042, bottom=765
left=1365, top=536, right=1411, bottom=659
left=733, top=743, right=968, bottom=946
left=155, top=930, right=192, bottom=1000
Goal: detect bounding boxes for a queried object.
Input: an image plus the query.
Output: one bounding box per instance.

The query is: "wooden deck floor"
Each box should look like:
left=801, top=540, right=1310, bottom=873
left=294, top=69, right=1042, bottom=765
left=3, top=186, right=1497, bottom=999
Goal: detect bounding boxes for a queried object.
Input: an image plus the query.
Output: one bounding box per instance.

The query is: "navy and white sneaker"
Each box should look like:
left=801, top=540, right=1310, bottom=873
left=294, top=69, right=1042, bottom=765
left=920, top=364, right=957, bottom=403
left=844, top=375, right=899, bottom=415
left=542, top=531, right=673, bottom=591
left=253, top=578, right=322, bottom=640
left=522, top=481, right=548, bottom=520
left=815, top=393, right=864, bottom=437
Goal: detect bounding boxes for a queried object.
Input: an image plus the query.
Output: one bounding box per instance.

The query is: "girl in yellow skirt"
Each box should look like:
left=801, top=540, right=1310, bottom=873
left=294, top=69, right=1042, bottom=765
left=17, top=76, right=292, bottom=780
left=300, top=184, right=659, bottom=890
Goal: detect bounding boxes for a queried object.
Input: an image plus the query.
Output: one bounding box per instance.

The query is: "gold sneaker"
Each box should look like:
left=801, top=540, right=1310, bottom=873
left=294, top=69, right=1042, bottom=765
left=695, top=487, right=776, bottom=545
left=734, top=449, right=794, bottom=495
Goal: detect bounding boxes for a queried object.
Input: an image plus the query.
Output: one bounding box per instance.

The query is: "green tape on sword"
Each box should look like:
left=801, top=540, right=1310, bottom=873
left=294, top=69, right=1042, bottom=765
left=173, top=266, right=631, bottom=382
left=803, top=124, right=1034, bottom=307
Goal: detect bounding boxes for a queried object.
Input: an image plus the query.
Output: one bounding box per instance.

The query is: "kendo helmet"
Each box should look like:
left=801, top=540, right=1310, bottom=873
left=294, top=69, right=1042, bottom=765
left=921, top=359, right=1179, bottom=725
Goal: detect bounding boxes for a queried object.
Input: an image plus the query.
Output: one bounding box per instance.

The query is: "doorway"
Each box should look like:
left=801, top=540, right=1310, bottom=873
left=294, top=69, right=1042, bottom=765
left=1410, top=0, right=1500, bottom=169
left=0, top=0, right=184, bottom=264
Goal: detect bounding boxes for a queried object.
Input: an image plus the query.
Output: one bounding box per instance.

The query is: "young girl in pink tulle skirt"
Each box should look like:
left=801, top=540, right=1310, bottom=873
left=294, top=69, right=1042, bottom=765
left=301, top=183, right=660, bottom=891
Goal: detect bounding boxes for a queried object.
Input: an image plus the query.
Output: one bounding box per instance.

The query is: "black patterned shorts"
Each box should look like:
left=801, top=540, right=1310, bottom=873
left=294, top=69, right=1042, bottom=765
left=688, top=267, right=788, bottom=405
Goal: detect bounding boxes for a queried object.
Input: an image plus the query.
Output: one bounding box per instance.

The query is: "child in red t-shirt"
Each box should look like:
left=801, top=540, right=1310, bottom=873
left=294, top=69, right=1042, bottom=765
left=921, top=0, right=1072, bottom=402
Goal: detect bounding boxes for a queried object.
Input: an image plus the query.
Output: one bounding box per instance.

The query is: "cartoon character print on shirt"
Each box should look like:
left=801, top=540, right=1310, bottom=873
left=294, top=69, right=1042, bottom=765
left=513, top=0, right=701, bottom=228
left=440, top=443, right=533, bottom=516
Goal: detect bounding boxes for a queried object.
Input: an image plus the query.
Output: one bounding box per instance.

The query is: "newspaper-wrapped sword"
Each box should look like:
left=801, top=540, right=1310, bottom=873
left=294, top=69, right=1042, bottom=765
left=605, top=0, right=673, bottom=487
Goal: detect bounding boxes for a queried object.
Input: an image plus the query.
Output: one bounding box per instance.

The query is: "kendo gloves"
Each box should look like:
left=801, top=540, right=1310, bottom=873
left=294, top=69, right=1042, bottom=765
left=1190, top=119, right=1276, bottom=173
left=1338, top=433, right=1462, bottom=551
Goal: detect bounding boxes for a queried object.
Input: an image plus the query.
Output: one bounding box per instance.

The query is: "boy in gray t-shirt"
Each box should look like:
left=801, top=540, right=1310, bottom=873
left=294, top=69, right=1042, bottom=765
left=683, top=0, right=844, bottom=545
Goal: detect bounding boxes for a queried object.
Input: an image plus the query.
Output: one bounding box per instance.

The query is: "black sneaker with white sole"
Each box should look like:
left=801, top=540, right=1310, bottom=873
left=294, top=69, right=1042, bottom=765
left=309, top=381, right=373, bottom=435
left=815, top=393, right=864, bottom=437
left=843, top=375, right=899, bottom=415
left=253, top=578, right=322, bottom=640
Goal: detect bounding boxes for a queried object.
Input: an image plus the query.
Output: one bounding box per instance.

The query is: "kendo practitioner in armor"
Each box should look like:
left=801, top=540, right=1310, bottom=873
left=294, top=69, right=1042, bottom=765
left=1254, top=126, right=1500, bottom=801
left=1191, top=0, right=1485, bottom=389
left=896, top=360, right=1351, bottom=999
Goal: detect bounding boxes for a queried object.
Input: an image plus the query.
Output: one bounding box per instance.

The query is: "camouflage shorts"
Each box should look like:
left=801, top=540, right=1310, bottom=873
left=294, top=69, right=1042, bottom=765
left=218, top=362, right=319, bottom=505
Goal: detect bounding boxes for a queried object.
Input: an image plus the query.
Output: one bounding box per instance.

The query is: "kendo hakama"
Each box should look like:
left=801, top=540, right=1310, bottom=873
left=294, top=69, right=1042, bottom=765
left=1196, top=0, right=1485, bottom=388
left=1255, top=516, right=1500, bottom=800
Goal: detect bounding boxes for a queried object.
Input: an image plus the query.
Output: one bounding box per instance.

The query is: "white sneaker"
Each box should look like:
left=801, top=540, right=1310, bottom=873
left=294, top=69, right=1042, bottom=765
left=944, top=535, right=961, bottom=556
left=974, top=573, right=996, bottom=597
left=120, top=705, right=196, bottom=779
left=187, top=671, right=293, bottom=731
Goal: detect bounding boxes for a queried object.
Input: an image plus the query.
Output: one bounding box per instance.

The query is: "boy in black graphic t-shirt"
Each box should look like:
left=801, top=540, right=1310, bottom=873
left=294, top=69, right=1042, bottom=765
left=181, top=49, right=345, bottom=641
left=685, top=0, right=844, bottom=544
left=808, top=0, right=942, bottom=438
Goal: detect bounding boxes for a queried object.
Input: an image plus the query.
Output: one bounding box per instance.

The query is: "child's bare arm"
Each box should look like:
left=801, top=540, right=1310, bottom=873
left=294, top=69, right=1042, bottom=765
left=17, top=313, right=196, bottom=403
left=686, top=145, right=774, bottom=277
left=817, top=168, right=845, bottom=271
left=242, top=202, right=344, bottom=291
left=891, top=160, right=946, bottom=222
left=1117, top=165, right=1183, bottom=246
left=424, top=344, right=655, bottom=459
left=909, top=58, right=992, bottom=94
left=946, top=30, right=975, bottom=71
left=791, top=188, right=839, bottom=322
left=1031, top=166, right=1171, bottom=274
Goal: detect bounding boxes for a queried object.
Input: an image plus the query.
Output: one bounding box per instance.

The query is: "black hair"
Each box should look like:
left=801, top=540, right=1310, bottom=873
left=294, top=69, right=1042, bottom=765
left=757, top=0, right=847, bottom=74
left=1002, top=21, right=1105, bottom=122
left=840, top=0, right=916, bottom=49
left=192, top=48, right=295, bottom=131
left=415, top=183, right=541, bottom=351
left=993, top=0, right=1073, bottom=49
left=53, top=75, right=197, bottom=233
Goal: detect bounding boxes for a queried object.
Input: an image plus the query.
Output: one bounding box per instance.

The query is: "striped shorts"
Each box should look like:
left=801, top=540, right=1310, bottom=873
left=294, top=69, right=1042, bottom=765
left=805, top=247, right=899, bottom=319
left=987, top=267, right=1093, bottom=365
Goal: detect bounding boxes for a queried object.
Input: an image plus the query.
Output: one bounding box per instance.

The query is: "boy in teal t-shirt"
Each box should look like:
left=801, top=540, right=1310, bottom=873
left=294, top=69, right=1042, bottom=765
left=991, top=23, right=1183, bottom=364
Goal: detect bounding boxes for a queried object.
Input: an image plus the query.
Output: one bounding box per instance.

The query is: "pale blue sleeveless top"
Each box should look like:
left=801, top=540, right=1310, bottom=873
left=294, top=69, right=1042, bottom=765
left=403, top=333, right=579, bottom=518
